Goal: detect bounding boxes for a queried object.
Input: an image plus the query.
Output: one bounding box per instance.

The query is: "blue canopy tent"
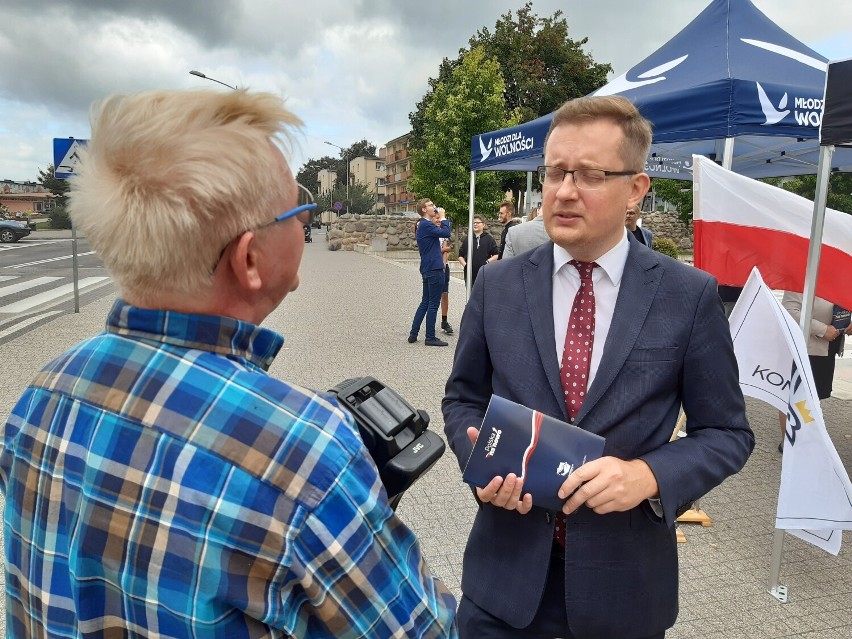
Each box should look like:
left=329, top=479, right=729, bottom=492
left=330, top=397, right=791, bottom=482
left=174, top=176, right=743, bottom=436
left=464, top=0, right=852, bottom=295
left=469, top=0, right=852, bottom=179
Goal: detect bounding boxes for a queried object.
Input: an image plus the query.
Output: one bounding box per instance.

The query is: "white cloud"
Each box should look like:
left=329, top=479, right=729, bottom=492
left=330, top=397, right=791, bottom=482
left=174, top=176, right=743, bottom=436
left=0, top=0, right=850, bottom=181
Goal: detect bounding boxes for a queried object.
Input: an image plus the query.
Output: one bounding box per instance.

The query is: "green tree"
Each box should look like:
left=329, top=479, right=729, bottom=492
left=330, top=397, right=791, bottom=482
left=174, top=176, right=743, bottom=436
left=296, top=156, right=338, bottom=196
left=408, top=47, right=516, bottom=227
left=767, top=174, right=852, bottom=214
left=296, top=140, right=379, bottom=200
left=409, top=3, right=611, bottom=200
left=468, top=2, right=611, bottom=124
left=344, top=139, right=377, bottom=162
left=409, top=57, right=459, bottom=153
left=316, top=182, right=377, bottom=215
left=38, top=164, right=72, bottom=229
left=651, top=178, right=693, bottom=225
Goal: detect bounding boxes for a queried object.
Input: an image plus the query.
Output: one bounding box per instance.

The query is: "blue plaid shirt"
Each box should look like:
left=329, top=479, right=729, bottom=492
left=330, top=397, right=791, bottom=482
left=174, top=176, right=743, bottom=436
left=0, top=300, right=456, bottom=638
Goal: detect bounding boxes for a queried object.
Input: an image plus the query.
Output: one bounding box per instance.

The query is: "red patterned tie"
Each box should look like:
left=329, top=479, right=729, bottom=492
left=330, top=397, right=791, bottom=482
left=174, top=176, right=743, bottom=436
left=554, top=260, right=597, bottom=548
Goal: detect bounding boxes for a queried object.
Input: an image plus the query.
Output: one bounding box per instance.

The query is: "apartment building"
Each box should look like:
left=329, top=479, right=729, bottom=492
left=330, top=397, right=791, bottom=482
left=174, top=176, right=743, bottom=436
left=384, top=132, right=415, bottom=214
left=350, top=155, right=386, bottom=212
left=317, top=168, right=338, bottom=197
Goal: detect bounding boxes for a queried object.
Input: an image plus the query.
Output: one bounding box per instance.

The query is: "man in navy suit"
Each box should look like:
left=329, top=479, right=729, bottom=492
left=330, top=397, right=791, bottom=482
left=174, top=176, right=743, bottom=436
left=443, top=95, right=754, bottom=639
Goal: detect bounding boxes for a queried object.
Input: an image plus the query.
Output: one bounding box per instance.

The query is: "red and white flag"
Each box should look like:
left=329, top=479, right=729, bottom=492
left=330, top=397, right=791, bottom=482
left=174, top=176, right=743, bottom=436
left=729, top=268, right=852, bottom=555
left=693, top=155, right=852, bottom=311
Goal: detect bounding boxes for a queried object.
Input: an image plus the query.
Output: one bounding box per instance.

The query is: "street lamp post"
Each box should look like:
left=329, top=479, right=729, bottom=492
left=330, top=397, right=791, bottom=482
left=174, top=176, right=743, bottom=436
left=324, top=141, right=349, bottom=214
left=188, top=70, right=237, bottom=90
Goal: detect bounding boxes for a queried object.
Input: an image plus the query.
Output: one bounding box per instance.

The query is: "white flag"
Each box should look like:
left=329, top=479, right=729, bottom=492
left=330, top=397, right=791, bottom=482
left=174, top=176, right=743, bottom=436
left=728, top=268, right=852, bottom=555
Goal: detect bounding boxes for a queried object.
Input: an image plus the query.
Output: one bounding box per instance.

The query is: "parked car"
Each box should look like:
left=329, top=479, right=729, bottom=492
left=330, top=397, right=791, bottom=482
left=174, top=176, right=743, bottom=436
left=0, top=219, right=32, bottom=243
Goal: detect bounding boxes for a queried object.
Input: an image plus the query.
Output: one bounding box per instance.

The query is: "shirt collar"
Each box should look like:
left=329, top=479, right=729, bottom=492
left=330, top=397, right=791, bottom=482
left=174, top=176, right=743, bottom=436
left=105, top=299, right=284, bottom=371
left=552, top=229, right=630, bottom=286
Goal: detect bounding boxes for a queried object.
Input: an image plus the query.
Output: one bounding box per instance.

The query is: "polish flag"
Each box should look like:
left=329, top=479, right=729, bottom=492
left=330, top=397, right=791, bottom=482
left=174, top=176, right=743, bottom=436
left=692, top=155, right=852, bottom=310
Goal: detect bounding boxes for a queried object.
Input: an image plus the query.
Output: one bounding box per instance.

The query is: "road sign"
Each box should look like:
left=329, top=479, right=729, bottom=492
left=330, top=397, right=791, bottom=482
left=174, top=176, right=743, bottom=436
left=53, top=138, right=88, bottom=179
left=333, top=201, right=343, bottom=211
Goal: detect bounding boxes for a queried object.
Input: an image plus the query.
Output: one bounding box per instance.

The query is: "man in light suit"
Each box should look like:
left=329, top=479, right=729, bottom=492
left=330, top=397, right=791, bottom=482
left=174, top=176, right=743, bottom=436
left=503, top=207, right=549, bottom=258
left=443, top=95, right=753, bottom=639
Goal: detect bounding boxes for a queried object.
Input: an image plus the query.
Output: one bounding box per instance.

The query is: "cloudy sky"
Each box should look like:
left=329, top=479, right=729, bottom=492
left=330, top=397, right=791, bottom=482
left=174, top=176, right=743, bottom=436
left=1, top=0, right=850, bottom=182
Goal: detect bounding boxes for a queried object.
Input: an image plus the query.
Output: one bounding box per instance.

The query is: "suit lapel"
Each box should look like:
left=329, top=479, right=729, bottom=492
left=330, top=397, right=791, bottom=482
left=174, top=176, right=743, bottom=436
left=577, top=242, right=663, bottom=422
left=521, top=244, right=567, bottom=419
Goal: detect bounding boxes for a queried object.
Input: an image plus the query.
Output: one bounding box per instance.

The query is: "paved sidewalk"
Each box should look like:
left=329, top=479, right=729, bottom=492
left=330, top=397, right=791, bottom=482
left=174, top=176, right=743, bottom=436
left=0, top=243, right=850, bottom=638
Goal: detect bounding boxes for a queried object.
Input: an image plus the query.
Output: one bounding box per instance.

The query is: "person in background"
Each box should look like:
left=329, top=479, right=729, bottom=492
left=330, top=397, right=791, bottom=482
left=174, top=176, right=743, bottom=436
left=458, top=215, right=498, bottom=287
left=409, top=198, right=452, bottom=346
left=625, top=204, right=653, bottom=246
left=718, top=285, right=744, bottom=318
left=503, top=205, right=548, bottom=258
left=526, top=204, right=541, bottom=222
left=443, top=94, right=752, bottom=639
left=415, top=209, right=454, bottom=336
left=778, top=292, right=850, bottom=452
left=0, top=89, right=457, bottom=638
left=498, top=200, right=520, bottom=259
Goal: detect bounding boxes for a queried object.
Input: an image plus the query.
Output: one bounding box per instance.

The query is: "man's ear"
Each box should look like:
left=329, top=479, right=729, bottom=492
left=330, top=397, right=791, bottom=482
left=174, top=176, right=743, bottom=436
left=628, top=173, right=651, bottom=208
left=229, top=231, right=263, bottom=292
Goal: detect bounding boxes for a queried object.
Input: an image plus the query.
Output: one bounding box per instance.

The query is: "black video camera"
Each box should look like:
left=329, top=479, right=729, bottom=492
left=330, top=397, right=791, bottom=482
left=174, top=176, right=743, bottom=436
left=329, top=377, right=445, bottom=510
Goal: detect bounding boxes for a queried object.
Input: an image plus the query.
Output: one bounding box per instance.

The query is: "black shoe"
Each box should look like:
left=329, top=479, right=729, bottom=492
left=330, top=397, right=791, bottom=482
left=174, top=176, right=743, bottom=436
left=441, top=321, right=454, bottom=335
left=407, top=335, right=417, bottom=343
left=425, top=337, right=448, bottom=347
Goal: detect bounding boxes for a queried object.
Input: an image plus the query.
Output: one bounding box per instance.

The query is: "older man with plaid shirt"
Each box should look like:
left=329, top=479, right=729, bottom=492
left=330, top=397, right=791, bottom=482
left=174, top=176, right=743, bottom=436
left=0, top=90, right=456, bottom=638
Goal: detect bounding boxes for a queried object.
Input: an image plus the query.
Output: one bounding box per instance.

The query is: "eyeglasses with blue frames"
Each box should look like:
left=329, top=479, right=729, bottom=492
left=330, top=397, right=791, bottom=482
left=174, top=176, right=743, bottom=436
left=211, top=182, right=317, bottom=271
left=537, top=165, right=637, bottom=191
left=273, top=182, right=317, bottom=226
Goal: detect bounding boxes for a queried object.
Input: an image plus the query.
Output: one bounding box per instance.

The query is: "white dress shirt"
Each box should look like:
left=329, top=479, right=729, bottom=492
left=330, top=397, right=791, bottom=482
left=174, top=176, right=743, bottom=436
left=552, top=231, right=664, bottom=516
left=552, top=230, right=630, bottom=386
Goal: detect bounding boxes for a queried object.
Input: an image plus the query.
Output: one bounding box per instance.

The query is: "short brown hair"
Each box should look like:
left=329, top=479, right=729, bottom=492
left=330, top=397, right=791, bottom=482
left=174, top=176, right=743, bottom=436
left=416, top=198, right=432, bottom=217
left=499, top=201, right=515, bottom=214
left=546, top=95, right=652, bottom=172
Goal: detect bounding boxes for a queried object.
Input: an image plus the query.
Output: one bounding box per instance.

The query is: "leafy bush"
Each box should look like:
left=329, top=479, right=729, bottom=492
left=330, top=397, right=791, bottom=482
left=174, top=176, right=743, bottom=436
left=48, top=206, right=72, bottom=229
left=652, top=237, right=679, bottom=260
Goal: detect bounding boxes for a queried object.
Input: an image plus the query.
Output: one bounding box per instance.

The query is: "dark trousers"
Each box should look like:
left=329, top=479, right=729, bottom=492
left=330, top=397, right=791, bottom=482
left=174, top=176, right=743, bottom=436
left=410, top=270, right=444, bottom=340
left=457, top=551, right=665, bottom=639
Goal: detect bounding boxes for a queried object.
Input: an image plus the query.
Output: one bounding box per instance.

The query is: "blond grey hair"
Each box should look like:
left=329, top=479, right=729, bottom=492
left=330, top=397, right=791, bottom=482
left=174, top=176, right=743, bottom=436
left=546, top=95, right=652, bottom=172
left=68, top=89, right=301, bottom=300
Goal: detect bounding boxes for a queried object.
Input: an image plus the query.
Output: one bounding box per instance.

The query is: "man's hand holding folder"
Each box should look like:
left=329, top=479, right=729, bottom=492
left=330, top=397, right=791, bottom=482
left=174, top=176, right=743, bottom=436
left=463, top=395, right=658, bottom=515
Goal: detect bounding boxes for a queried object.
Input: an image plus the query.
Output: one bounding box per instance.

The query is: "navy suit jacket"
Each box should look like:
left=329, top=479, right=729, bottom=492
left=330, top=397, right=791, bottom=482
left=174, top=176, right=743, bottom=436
left=443, top=236, right=754, bottom=638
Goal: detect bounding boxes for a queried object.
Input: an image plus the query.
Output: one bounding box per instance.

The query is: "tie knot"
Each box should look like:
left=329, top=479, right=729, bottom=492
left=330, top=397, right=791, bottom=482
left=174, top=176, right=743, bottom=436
left=569, top=260, right=597, bottom=281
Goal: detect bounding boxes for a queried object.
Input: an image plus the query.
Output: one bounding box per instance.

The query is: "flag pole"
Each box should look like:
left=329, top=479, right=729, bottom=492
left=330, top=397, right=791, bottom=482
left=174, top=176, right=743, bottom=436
left=800, top=145, right=834, bottom=333
left=467, top=170, right=476, bottom=301
left=767, top=144, right=835, bottom=602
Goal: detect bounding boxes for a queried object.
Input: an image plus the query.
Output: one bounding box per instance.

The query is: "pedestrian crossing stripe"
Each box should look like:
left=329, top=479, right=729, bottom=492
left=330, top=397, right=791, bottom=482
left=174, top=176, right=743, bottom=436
left=0, top=276, right=62, bottom=299
left=0, top=277, right=109, bottom=314
left=0, top=310, right=63, bottom=341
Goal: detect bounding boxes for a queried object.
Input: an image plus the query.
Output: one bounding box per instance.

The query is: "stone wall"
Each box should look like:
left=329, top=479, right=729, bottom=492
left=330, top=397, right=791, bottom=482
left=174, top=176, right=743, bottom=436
left=326, top=212, right=695, bottom=252
left=643, top=210, right=694, bottom=251
left=326, top=214, right=503, bottom=252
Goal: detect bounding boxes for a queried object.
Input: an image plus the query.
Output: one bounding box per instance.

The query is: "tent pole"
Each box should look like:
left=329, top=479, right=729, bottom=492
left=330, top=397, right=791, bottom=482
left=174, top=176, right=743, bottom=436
left=767, top=144, right=833, bottom=603
left=467, top=170, right=476, bottom=301
left=721, top=137, right=735, bottom=170
left=801, top=144, right=833, bottom=333
left=525, top=171, right=533, bottom=217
